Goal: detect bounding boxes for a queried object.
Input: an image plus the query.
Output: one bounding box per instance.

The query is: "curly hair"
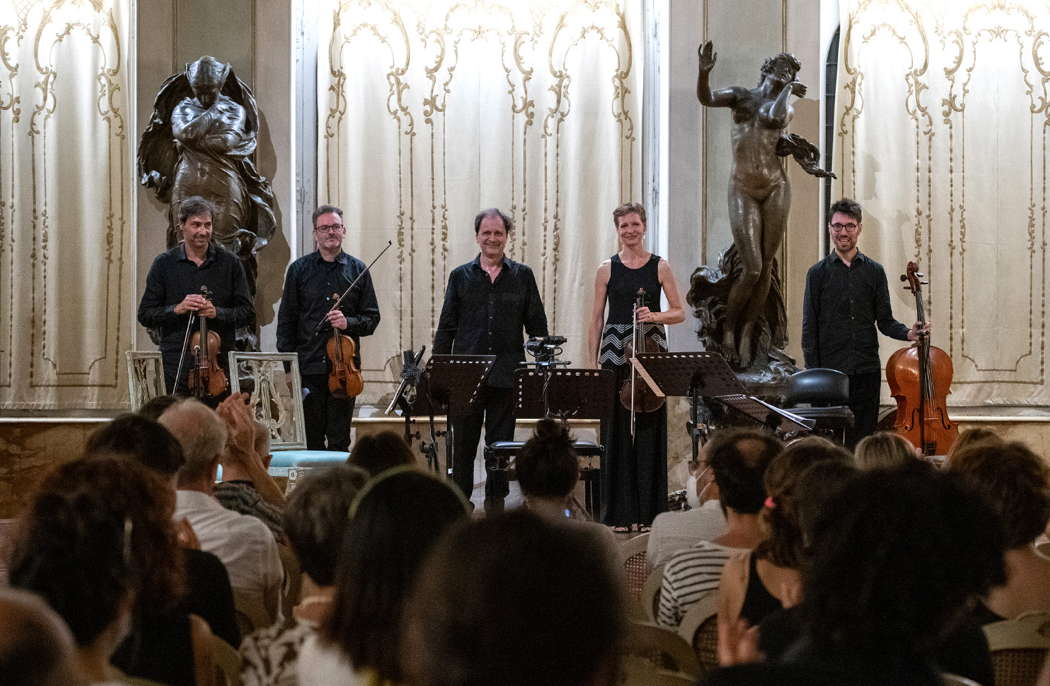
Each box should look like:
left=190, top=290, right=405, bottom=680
left=282, top=464, right=369, bottom=586
left=828, top=198, right=862, bottom=223
left=8, top=457, right=185, bottom=646
left=346, top=430, right=417, bottom=476
left=404, top=510, right=625, bottom=686
left=706, top=428, right=783, bottom=514
left=755, top=436, right=852, bottom=568
left=803, top=464, right=1005, bottom=654
left=322, top=468, right=468, bottom=682
left=949, top=440, right=1050, bottom=549
left=516, top=418, right=578, bottom=499
left=854, top=431, right=916, bottom=471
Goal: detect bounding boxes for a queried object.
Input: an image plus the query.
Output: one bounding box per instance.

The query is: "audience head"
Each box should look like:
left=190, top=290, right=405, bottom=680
left=8, top=457, right=185, bottom=649
left=0, top=588, right=82, bottom=686
left=949, top=440, right=1050, bottom=549
left=946, top=428, right=1003, bottom=466
left=159, top=398, right=227, bottom=488
left=757, top=436, right=852, bottom=568
left=804, top=464, right=1006, bottom=654
left=516, top=418, right=579, bottom=501
left=346, top=430, right=417, bottom=476
left=323, top=467, right=469, bottom=682
left=136, top=394, right=178, bottom=421
left=282, top=464, right=369, bottom=587
left=705, top=429, right=783, bottom=515
left=85, top=413, right=185, bottom=477
left=405, top=509, right=625, bottom=686
left=854, top=431, right=916, bottom=471
left=794, top=459, right=859, bottom=552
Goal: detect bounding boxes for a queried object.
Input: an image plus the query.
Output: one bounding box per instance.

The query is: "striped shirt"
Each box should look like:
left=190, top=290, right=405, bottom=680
left=657, top=540, right=743, bottom=628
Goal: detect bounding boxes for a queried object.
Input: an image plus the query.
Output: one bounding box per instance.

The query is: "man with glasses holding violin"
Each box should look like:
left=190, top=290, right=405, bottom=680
left=802, top=198, right=923, bottom=446
left=277, top=205, right=380, bottom=451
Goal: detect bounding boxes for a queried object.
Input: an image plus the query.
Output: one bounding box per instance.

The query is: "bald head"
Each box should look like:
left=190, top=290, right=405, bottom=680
left=159, top=398, right=227, bottom=487
left=0, top=589, right=81, bottom=686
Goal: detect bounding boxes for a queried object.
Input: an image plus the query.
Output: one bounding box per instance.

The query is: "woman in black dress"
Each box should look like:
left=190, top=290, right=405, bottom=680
left=587, top=203, right=685, bottom=532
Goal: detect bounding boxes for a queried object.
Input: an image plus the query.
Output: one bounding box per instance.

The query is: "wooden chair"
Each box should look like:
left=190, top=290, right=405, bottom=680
left=983, top=611, right=1050, bottom=686
left=624, top=620, right=701, bottom=681
left=620, top=655, right=697, bottom=685
left=620, top=533, right=651, bottom=619
left=676, top=589, right=720, bottom=673
left=211, top=635, right=242, bottom=686
left=641, top=564, right=665, bottom=623
left=277, top=543, right=302, bottom=621
left=233, top=593, right=272, bottom=636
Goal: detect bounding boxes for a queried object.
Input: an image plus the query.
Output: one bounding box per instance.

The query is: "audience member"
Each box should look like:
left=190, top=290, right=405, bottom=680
left=136, top=394, right=178, bottom=421
left=705, top=466, right=1006, bottom=686
left=949, top=440, right=1050, bottom=621
left=215, top=407, right=287, bottom=542
left=8, top=457, right=210, bottom=686
left=85, top=413, right=240, bottom=648
left=657, top=428, right=781, bottom=628
left=404, top=509, right=625, bottom=686
left=241, top=464, right=369, bottom=686
left=717, top=437, right=851, bottom=632
left=853, top=431, right=916, bottom=470
left=944, top=427, right=1003, bottom=467
left=0, top=588, right=83, bottom=686
left=647, top=440, right=729, bottom=568
left=298, top=467, right=468, bottom=685
left=346, top=430, right=417, bottom=475
left=160, top=397, right=284, bottom=627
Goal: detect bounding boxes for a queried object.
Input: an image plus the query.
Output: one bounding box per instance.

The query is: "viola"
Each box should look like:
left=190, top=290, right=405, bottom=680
left=326, top=293, right=364, bottom=398
left=619, top=288, right=665, bottom=436
left=885, top=262, right=958, bottom=455
left=186, top=285, right=228, bottom=400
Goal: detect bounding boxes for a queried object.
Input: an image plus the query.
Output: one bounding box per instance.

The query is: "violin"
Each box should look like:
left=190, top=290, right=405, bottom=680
left=326, top=293, right=364, bottom=398
left=619, top=288, right=665, bottom=436
left=186, top=286, right=228, bottom=400
left=885, top=262, right=958, bottom=455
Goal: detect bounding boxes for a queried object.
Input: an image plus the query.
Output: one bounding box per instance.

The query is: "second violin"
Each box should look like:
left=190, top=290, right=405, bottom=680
left=326, top=292, right=364, bottom=398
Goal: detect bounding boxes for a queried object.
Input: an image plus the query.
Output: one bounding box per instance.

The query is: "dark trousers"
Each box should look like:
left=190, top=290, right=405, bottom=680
left=302, top=373, right=355, bottom=452
left=847, top=370, right=882, bottom=448
left=450, top=386, right=515, bottom=504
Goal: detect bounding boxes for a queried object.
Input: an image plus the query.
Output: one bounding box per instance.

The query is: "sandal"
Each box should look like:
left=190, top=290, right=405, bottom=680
left=638, top=525, right=652, bottom=533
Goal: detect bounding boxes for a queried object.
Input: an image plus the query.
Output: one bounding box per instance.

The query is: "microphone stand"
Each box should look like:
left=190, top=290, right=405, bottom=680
left=173, top=311, right=197, bottom=394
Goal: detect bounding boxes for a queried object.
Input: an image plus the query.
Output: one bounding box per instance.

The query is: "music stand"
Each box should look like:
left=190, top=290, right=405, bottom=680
left=633, top=351, right=813, bottom=436
left=403, top=354, right=495, bottom=475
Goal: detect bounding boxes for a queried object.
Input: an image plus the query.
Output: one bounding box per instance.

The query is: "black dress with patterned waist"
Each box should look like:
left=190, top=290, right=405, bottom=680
left=599, top=253, right=668, bottom=527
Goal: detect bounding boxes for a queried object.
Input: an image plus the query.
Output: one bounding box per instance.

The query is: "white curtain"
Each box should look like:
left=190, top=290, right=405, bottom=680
left=317, top=0, right=644, bottom=405
left=835, top=0, right=1050, bottom=408
left=0, top=0, right=132, bottom=410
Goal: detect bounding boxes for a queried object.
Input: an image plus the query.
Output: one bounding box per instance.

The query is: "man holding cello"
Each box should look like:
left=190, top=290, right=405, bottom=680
left=801, top=198, right=925, bottom=447
left=277, top=205, right=380, bottom=451
left=138, top=196, right=254, bottom=400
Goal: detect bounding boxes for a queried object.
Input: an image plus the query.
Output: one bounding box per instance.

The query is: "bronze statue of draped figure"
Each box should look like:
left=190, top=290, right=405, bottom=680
left=138, top=56, right=277, bottom=299
left=688, top=41, right=833, bottom=381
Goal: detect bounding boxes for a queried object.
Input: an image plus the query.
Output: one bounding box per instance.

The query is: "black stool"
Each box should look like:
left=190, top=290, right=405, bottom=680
left=783, top=368, right=854, bottom=446
left=485, top=440, right=603, bottom=518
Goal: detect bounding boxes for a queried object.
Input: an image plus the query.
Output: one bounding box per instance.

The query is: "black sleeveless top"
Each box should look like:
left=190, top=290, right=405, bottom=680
left=740, top=552, right=784, bottom=627
left=606, top=253, right=663, bottom=325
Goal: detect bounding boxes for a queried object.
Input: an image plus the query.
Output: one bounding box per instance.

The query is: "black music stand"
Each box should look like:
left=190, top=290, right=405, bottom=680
left=633, top=351, right=813, bottom=436
left=403, top=355, right=495, bottom=476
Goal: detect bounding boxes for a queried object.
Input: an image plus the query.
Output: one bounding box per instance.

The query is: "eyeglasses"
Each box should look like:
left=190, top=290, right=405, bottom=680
left=830, top=222, right=859, bottom=232
left=315, top=224, right=345, bottom=234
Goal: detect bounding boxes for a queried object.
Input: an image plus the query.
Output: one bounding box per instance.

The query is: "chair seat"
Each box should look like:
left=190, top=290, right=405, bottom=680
left=787, top=406, right=854, bottom=424
left=488, top=440, right=603, bottom=456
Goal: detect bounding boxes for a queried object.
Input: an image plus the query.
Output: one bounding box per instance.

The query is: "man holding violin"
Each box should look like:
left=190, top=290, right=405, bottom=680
left=138, top=195, right=254, bottom=399
left=801, top=198, right=925, bottom=447
left=277, top=205, right=380, bottom=451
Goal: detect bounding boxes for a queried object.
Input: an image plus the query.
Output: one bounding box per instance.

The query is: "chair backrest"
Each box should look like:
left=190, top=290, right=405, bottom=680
left=233, top=592, right=272, bottom=636
left=620, top=655, right=697, bottom=686
left=676, top=589, right=720, bottom=673
left=625, top=620, right=701, bottom=680
left=641, top=564, right=665, bottom=624
left=984, top=611, right=1050, bottom=686
left=784, top=368, right=850, bottom=407
left=211, top=634, right=242, bottom=686
left=0, top=518, right=15, bottom=584
left=941, top=674, right=983, bottom=686
left=619, top=533, right=651, bottom=598
left=277, top=543, right=302, bottom=621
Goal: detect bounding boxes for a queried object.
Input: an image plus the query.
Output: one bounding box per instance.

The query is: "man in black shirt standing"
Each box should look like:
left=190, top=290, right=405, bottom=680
left=434, top=208, right=548, bottom=509
left=138, top=196, right=254, bottom=396
left=276, top=205, right=380, bottom=451
left=802, top=198, right=922, bottom=446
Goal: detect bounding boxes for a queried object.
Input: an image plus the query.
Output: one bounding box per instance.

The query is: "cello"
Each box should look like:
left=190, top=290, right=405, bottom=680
left=186, top=285, right=228, bottom=401
left=619, top=288, right=665, bottom=438
left=326, top=293, right=364, bottom=398
left=885, top=262, right=958, bottom=455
